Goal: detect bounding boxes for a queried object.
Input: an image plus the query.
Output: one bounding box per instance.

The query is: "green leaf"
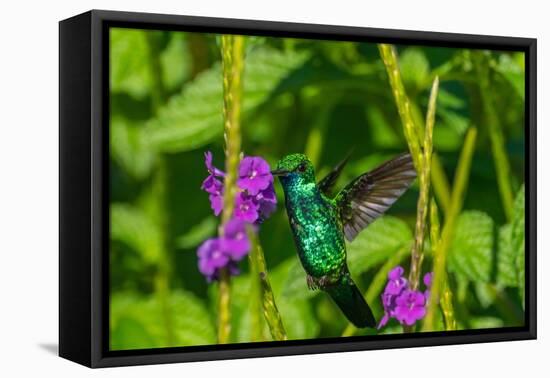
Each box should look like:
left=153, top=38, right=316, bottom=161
left=110, top=29, right=191, bottom=100
left=475, top=282, right=496, bottom=308
left=146, top=64, right=223, bottom=153
left=495, top=53, right=525, bottom=100
left=277, top=298, right=320, bottom=339
left=496, top=224, right=518, bottom=287
left=346, top=216, right=413, bottom=277
left=110, top=291, right=215, bottom=350
left=438, top=107, right=469, bottom=136
left=111, top=203, right=162, bottom=264
left=147, top=48, right=309, bottom=153
left=469, top=316, right=504, bottom=330
left=110, top=29, right=152, bottom=99
left=270, top=259, right=320, bottom=339
left=437, top=88, right=467, bottom=109
left=175, top=216, right=217, bottom=249
left=399, top=47, right=430, bottom=90
left=448, top=211, right=494, bottom=282
left=511, top=185, right=525, bottom=306
left=110, top=116, right=156, bottom=179
left=160, top=32, right=190, bottom=92
left=281, top=259, right=318, bottom=300
left=170, top=290, right=217, bottom=346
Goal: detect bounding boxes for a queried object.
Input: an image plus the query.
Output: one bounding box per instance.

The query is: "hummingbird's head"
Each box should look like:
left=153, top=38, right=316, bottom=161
left=271, top=154, right=315, bottom=186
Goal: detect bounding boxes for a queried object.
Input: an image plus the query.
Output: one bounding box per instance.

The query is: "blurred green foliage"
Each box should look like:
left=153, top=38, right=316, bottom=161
left=109, top=27, right=525, bottom=350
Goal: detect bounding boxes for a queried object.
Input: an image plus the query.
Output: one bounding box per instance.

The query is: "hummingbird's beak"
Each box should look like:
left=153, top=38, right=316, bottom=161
left=271, top=168, right=290, bottom=177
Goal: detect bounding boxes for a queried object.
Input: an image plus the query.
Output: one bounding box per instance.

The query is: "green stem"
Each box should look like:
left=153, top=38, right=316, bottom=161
left=146, top=32, right=166, bottom=113
left=217, top=35, right=246, bottom=344
left=144, top=34, right=174, bottom=344
left=143, top=159, right=175, bottom=345
left=431, top=154, right=452, bottom=217
left=304, top=96, right=341, bottom=169
left=378, top=44, right=423, bottom=173
left=248, top=231, right=264, bottom=342
left=473, top=52, right=514, bottom=221
left=423, top=127, right=477, bottom=331
left=408, top=77, right=439, bottom=291
left=248, top=229, right=287, bottom=341
left=428, top=199, right=457, bottom=331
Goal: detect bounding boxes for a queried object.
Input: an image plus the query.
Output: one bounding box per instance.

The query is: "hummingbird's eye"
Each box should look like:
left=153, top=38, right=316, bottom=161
left=297, top=163, right=307, bottom=172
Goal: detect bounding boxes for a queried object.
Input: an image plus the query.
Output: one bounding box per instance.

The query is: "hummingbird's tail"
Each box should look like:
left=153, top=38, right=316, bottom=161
left=325, top=275, right=376, bottom=328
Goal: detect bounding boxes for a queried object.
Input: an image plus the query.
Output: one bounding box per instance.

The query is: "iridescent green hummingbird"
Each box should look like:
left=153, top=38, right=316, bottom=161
left=272, top=153, right=416, bottom=328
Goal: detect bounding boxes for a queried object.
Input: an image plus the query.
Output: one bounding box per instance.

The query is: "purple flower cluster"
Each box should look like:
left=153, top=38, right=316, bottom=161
left=197, top=219, right=251, bottom=281
left=200, top=152, right=276, bottom=223
left=197, top=151, right=277, bottom=281
left=378, top=266, right=433, bottom=329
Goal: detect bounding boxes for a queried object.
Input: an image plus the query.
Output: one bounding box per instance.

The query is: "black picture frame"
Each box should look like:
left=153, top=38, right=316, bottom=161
left=59, top=9, right=537, bottom=368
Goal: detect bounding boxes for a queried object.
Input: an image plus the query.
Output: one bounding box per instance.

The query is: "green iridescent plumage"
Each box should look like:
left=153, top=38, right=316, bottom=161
left=273, top=152, right=416, bottom=328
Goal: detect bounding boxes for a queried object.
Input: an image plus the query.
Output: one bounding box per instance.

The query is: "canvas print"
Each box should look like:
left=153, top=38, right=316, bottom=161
left=109, top=27, right=526, bottom=351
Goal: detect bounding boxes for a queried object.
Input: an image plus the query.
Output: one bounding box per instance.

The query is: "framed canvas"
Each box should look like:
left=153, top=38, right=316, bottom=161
left=59, top=9, right=536, bottom=368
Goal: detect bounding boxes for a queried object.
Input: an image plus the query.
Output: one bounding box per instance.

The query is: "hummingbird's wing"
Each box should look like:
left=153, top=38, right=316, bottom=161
left=336, top=153, right=416, bottom=242
left=317, top=152, right=352, bottom=196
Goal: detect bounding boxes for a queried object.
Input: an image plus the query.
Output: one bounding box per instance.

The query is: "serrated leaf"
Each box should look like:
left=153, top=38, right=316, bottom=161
left=346, top=216, right=413, bottom=277
left=110, top=290, right=215, bottom=350
left=111, top=116, right=156, bottom=179
left=147, top=48, right=309, bottom=153
left=111, top=203, right=162, bottom=264
left=448, top=211, right=494, bottom=282
left=496, top=224, right=518, bottom=287
left=511, top=185, right=525, bottom=306
left=170, top=290, right=217, bottom=346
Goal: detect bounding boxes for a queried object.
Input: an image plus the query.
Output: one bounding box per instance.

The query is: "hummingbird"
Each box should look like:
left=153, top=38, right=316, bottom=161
left=272, top=152, right=416, bottom=328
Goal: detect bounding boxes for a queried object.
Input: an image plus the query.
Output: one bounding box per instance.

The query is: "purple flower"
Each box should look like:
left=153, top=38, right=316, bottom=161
left=201, top=175, right=223, bottom=195
left=423, top=272, right=433, bottom=302
left=204, top=151, right=225, bottom=177
left=201, top=175, right=224, bottom=216
left=234, top=192, right=260, bottom=223
left=209, top=194, right=224, bottom=216
left=221, top=218, right=251, bottom=260
left=378, top=291, right=398, bottom=329
left=198, top=152, right=278, bottom=282
left=394, top=289, right=427, bottom=326
left=237, top=156, right=273, bottom=196
left=197, top=238, right=230, bottom=282
left=252, top=182, right=277, bottom=222
left=378, top=266, right=433, bottom=329
left=197, top=225, right=251, bottom=282
left=201, top=152, right=225, bottom=216
left=378, top=268, right=408, bottom=329
left=423, top=272, right=433, bottom=287
left=378, top=312, right=391, bottom=329
left=386, top=266, right=408, bottom=295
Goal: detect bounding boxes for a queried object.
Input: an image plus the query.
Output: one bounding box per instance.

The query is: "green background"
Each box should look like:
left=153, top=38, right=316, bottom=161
left=109, top=27, right=525, bottom=350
